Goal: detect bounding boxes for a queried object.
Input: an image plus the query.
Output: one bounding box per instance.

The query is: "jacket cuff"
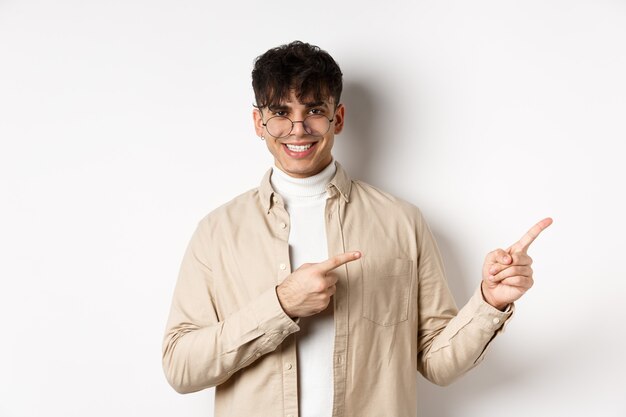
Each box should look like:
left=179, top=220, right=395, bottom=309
left=467, top=286, right=515, bottom=333
left=250, top=286, right=300, bottom=337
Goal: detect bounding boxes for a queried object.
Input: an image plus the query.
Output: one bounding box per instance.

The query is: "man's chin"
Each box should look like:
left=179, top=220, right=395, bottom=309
left=276, top=161, right=316, bottom=178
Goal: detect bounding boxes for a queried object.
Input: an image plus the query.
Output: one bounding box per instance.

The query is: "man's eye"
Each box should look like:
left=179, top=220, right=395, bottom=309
left=309, top=108, right=324, bottom=115
left=273, top=111, right=287, bottom=117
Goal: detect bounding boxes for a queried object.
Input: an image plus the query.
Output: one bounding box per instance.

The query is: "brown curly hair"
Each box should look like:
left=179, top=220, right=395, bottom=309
left=252, top=41, right=343, bottom=109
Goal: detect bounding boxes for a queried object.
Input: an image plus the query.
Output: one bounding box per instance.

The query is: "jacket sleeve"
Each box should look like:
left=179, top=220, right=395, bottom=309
left=162, top=217, right=300, bottom=394
left=415, top=211, right=513, bottom=386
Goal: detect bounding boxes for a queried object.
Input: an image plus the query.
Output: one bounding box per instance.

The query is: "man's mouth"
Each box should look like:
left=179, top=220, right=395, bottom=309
left=282, top=141, right=318, bottom=158
left=285, top=143, right=314, bottom=152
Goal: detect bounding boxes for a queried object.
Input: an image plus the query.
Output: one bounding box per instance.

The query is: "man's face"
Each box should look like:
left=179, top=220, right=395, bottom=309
left=253, top=90, right=344, bottom=178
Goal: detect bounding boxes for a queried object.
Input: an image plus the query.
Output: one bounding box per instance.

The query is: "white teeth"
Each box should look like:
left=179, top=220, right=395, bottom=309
left=285, top=143, right=313, bottom=152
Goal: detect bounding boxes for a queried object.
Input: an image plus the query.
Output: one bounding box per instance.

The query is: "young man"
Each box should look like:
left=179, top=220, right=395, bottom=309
left=162, top=41, right=552, bottom=417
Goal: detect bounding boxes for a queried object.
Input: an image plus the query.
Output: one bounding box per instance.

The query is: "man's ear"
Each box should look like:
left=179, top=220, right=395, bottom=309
left=333, top=104, right=345, bottom=134
left=252, top=108, right=265, bottom=138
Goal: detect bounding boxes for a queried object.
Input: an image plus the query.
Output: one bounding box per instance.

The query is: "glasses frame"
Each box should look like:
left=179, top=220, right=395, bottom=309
left=261, top=108, right=336, bottom=139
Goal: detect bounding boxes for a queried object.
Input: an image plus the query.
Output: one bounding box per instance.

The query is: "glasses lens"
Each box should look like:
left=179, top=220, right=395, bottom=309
left=265, top=115, right=332, bottom=138
left=303, top=115, right=331, bottom=136
left=265, top=116, right=292, bottom=138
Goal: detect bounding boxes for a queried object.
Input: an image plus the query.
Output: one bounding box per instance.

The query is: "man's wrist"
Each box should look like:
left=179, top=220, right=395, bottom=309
left=480, top=281, right=509, bottom=311
left=275, top=285, right=297, bottom=319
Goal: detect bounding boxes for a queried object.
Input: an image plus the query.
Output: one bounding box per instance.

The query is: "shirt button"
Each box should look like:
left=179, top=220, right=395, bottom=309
left=282, top=330, right=289, bottom=335
left=492, top=317, right=501, bottom=325
left=280, top=222, right=287, bottom=229
left=284, top=363, right=293, bottom=371
left=255, top=352, right=261, bottom=358
left=279, top=263, right=287, bottom=270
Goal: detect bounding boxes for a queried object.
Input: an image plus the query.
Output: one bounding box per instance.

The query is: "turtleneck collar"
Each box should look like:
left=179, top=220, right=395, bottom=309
left=270, top=160, right=337, bottom=200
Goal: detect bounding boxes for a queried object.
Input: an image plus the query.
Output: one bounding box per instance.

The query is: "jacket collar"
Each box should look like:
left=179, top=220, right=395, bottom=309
left=259, top=161, right=352, bottom=213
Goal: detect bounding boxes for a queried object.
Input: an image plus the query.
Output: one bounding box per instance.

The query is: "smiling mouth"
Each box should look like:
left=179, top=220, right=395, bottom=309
left=285, top=143, right=314, bottom=152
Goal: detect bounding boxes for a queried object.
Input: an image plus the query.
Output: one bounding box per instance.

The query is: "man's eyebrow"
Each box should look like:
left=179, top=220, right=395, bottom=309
left=303, top=101, right=327, bottom=108
left=267, top=104, right=290, bottom=112
left=266, top=101, right=329, bottom=112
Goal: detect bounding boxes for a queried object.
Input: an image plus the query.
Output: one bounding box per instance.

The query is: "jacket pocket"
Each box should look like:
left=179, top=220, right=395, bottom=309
left=361, top=257, right=413, bottom=326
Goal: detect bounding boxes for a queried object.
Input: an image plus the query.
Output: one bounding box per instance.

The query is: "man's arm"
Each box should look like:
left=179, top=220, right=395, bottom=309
left=161, top=218, right=299, bottom=394
left=415, top=214, right=552, bottom=386
left=162, top=218, right=362, bottom=394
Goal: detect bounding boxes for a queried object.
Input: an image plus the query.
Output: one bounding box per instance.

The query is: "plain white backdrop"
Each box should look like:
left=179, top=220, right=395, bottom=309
left=1, top=0, right=625, bottom=416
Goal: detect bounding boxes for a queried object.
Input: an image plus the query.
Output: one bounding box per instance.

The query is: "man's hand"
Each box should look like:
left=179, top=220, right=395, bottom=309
left=481, top=218, right=553, bottom=310
left=276, top=251, right=362, bottom=318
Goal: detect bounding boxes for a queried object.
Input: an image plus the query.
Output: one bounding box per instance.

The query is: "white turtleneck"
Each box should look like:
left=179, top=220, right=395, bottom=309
left=271, top=160, right=336, bottom=417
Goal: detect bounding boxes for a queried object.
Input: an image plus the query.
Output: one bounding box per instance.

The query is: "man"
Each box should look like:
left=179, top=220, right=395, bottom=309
left=162, top=41, right=552, bottom=417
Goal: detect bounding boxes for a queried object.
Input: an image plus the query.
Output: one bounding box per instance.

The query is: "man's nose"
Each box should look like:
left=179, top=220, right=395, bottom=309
left=291, top=120, right=308, bottom=137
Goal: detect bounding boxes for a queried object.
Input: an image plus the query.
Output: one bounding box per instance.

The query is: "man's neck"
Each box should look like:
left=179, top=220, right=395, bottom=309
left=271, top=160, right=336, bottom=199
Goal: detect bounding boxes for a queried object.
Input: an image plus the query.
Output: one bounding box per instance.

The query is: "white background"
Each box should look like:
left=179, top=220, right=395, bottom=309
left=1, top=1, right=625, bottom=416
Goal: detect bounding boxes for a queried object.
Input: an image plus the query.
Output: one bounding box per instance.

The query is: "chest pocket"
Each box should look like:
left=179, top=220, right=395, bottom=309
left=361, top=257, right=413, bottom=326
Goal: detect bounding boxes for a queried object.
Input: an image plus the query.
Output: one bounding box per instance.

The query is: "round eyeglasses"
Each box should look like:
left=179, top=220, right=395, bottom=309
left=262, top=114, right=334, bottom=139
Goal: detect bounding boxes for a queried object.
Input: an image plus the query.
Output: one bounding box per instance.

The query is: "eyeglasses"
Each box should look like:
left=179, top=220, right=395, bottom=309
left=262, top=114, right=334, bottom=139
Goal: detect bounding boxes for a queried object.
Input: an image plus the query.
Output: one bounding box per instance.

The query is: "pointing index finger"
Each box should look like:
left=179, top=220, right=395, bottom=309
left=317, top=251, right=362, bottom=273
left=509, top=217, right=553, bottom=253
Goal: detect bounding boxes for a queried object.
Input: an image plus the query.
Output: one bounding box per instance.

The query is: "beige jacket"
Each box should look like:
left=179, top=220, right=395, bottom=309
left=162, top=162, right=513, bottom=417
